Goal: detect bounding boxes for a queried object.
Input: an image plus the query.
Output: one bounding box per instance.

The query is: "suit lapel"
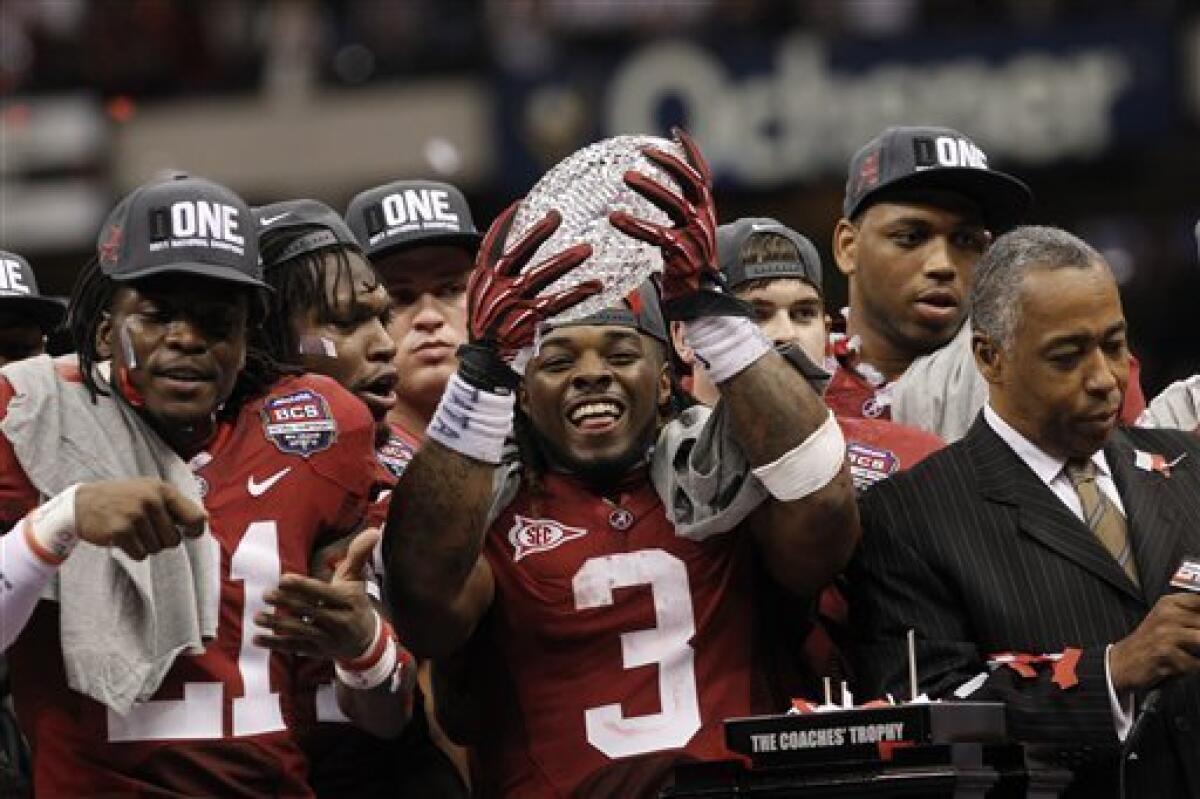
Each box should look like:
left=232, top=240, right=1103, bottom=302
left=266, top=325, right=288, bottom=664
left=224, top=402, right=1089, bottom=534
left=1105, top=431, right=1187, bottom=604
left=967, top=416, right=1143, bottom=604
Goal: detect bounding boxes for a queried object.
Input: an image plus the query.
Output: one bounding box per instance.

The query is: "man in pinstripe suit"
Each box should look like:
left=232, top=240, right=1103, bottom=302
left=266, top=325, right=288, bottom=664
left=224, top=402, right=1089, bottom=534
left=849, top=226, right=1200, bottom=798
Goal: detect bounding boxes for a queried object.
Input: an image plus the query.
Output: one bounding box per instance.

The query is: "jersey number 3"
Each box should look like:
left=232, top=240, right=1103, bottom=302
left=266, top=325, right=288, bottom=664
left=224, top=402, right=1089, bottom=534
left=107, top=521, right=284, bottom=741
left=573, top=549, right=701, bottom=759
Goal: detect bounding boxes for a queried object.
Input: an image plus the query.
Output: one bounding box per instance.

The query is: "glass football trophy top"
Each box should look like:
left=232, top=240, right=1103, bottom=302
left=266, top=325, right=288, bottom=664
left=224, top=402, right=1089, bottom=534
left=506, top=134, right=685, bottom=323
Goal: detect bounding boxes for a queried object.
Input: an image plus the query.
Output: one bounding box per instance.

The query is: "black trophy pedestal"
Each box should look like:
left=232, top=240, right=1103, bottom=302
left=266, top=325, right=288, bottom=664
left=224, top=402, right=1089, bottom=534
left=663, top=703, right=1073, bottom=798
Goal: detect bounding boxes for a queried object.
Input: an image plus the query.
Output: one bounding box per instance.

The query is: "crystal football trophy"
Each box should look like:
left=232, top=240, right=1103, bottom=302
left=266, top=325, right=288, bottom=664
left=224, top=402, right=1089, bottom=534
left=505, top=134, right=686, bottom=324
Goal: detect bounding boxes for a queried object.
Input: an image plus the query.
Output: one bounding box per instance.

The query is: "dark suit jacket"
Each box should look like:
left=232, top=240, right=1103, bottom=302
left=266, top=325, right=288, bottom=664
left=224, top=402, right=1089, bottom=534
left=848, top=416, right=1200, bottom=799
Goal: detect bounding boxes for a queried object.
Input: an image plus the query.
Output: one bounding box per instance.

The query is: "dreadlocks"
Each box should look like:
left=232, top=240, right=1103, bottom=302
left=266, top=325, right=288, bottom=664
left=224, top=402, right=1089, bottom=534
left=67, top=256, right=292, bottom=417
left=254, top=226, right=383, bottom=364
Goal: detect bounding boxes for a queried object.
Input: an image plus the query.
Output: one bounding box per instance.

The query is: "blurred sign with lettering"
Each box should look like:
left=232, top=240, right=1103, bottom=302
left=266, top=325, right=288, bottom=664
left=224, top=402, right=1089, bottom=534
left=496, top=23, right=1176, bottom=191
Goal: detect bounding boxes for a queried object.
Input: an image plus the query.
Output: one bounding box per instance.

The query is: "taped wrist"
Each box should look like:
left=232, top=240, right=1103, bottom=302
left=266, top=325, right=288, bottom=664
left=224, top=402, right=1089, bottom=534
left=684, top=316, right=772, bottom=384
left=25, top=484, right=81, bottom=565
left=751, top=410, right=845, bottom=501
left=426, top=372, right=515, bottom=464
left=456, top=343, right=520, bottom=393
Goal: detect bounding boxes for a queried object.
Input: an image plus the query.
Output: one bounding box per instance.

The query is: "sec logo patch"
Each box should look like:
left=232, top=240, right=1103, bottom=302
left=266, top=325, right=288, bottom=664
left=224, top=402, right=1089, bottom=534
left=261, top=390, right=338, bottom=457
left=507, top=515, right=588, bottom=562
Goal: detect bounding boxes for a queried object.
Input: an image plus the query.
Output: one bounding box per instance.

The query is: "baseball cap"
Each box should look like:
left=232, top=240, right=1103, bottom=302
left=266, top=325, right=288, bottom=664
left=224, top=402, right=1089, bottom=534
left=717, top=218, right=823, bottom=295
left=345, top=180, right=482, bottom=262
left=553, top=280, right=668, bottom=347
left=843, top=126, right=1032, bottom=232
left=255, top=199, right=363, bottom=270
left=97, top=174, right=266, bottom=288
left=0, top=250, right=66, bottom=331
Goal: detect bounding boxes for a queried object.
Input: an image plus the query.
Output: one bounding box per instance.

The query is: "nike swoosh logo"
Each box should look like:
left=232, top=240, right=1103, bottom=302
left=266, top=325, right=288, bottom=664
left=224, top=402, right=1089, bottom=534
left=259, top=212, right=291, bottom=227
left=247, top=467, right=292, bottom=497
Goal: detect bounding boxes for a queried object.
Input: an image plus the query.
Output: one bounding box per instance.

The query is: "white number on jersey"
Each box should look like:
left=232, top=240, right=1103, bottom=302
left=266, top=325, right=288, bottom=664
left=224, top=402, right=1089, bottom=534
left=572, top=549, right=701, bottom=759
left=107, top=522, right=285, bottom=741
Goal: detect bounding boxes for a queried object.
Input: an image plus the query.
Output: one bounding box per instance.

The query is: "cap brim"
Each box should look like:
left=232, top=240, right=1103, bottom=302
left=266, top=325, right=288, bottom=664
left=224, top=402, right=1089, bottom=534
left=367, top=230, right=483, bottom=263
left=0, top=296, right=66, bottom=331
left=111, top=261, right=271, bottom=290
left=853, top=168, right=1033, bottom=232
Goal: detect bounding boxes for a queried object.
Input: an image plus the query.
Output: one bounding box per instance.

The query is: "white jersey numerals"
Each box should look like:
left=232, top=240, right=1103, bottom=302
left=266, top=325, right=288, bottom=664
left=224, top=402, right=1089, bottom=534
left=107, top=522, right=285, bottom=742
left=572, top=549, right=701, bottom=759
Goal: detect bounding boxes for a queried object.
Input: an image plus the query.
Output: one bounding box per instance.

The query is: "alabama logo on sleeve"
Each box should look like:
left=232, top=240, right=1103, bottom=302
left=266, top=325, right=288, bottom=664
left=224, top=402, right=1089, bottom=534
left=261, top=390, right=339, bottom=456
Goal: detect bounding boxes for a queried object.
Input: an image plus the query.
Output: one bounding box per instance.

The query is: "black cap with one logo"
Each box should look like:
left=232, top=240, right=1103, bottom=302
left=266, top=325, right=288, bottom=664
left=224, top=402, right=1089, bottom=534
left=344, top=180, right=482, bottom=263
left=843, top=126, right=1033, bottom=232
left=96, top=174, right=266, bottom=288
left=717, top=218, right=823, bottom=295
left=0, top=250, right=66, bottom=331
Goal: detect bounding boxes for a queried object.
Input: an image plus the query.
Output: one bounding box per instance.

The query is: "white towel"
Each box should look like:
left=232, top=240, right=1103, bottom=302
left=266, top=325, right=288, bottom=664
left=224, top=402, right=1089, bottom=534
left=891, top=323, right=988, bottom=444
left=0, top=355, right=218, bottom=715
left=1137, top=375, right=1200, bottom=432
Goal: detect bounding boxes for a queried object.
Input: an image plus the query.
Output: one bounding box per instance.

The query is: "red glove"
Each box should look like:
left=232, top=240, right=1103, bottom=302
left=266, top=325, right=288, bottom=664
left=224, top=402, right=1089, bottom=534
left=609, top=128, right=718, bottom=306
left=459, top=203, right=601, bottom=390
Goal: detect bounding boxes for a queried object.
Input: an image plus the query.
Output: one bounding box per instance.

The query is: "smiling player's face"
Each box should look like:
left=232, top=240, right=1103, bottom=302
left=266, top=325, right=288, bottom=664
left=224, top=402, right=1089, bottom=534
left=522, top=325, right=669, bottom=483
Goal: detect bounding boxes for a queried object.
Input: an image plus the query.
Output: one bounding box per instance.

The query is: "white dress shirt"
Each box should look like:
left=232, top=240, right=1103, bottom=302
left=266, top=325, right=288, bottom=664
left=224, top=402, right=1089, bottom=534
left=983, top=405, right=1135, bottom=740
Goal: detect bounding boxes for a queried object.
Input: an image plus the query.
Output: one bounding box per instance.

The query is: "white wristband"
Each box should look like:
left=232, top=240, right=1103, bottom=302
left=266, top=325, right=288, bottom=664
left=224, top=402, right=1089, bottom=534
left=26, top=484, right=81, bottom=565
left=684, top=316, right=772, bottom=384
left=751, top=410, right=845, bottom=501
left=426, top=372, right=515, bottom=464
left=336, top=635, right=398, bottom=691
left=335, top=611, right=400, bottom=691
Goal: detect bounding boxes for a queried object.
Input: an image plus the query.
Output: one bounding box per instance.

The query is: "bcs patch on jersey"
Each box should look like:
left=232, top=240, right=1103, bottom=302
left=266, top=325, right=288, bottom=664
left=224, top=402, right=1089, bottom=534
left=261, top=389, right=338, bottom=457
left=847, top=442, right=898, bottom=490
left=376, top=436, right=416, bottom=479
left=508, top=515, right=587, bottom=562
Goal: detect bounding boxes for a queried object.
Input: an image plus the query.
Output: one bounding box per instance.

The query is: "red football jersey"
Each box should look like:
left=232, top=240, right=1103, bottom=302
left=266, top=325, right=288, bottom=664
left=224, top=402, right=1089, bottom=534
left=476, top=470, right=780, bottom=797
left=1, top=370, right=379, bottom=798
left=291, top=420, right=422, bottom=798
left=824, top=365, right=892, bottom=421
left=837, top=416, right=943, bottom=492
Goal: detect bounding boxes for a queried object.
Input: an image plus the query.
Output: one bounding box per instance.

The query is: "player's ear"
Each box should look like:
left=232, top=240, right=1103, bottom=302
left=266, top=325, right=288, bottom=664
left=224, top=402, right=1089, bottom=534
left=95, top=312, right=114, bottom=359
left=832, top=217, right=859, bottom=278
left=669, top=321, right=694, bottom=366
left=972, top=330, right=1003, bottom=385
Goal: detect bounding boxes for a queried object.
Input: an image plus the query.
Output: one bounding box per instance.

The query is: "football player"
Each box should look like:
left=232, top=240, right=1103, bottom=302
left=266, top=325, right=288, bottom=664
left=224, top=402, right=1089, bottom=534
left=343, top=179, right=481, bottom=790
left=344, top=179, right=482, bottom=478
left=827, top=126, right=1146, bottom=441
left=379, top=131, right=861, bottom=797
left=0, top=175, right=385, bottom=797
left=250, top=198, right=466, bottom=797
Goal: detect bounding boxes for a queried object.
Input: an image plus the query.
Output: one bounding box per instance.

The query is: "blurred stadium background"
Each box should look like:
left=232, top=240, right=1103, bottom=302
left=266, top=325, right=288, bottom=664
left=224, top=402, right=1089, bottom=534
left=1, top=0, right=1197, bottom=394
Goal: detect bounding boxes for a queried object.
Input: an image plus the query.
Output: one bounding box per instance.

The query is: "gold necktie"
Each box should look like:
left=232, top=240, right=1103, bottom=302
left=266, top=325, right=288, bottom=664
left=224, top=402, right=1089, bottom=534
left=1065, top=459, right=1139, bottom=586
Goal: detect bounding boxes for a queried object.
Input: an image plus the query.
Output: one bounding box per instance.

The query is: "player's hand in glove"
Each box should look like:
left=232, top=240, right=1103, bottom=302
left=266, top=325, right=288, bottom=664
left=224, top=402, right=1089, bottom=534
left=459, top=203, right=602, bottom=391
left=609, top=128, right=747, bottom=321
